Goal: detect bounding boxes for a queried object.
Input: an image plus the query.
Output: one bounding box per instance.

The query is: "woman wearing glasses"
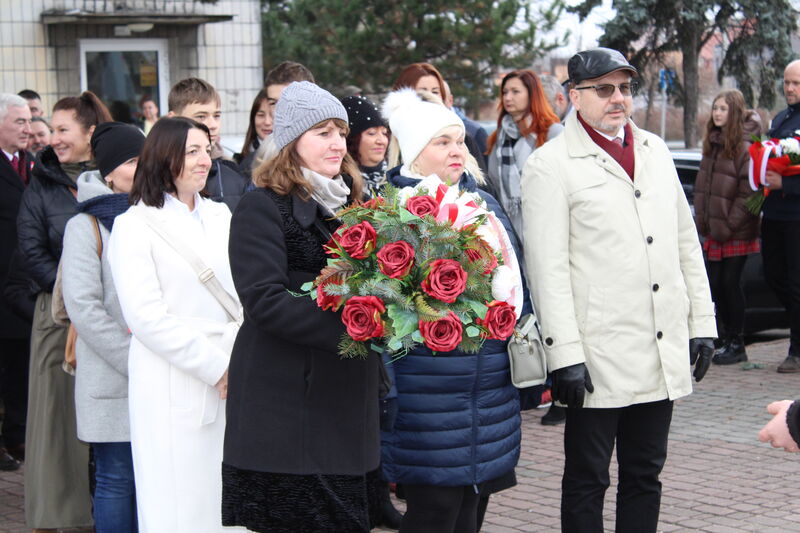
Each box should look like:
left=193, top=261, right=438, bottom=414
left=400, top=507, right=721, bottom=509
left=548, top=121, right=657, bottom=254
left=693, top=89, right=762, bottom=364
left=486, top=70, right=563, bottom=240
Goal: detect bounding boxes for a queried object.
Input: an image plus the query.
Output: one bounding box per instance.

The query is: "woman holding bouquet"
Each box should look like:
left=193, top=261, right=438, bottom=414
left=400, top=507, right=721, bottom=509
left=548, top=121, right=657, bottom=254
left=693, top=89, right=762, bottom=365
left=222, top=81, right=380, bottom=532
left=380, top=88, right=526, bottom=533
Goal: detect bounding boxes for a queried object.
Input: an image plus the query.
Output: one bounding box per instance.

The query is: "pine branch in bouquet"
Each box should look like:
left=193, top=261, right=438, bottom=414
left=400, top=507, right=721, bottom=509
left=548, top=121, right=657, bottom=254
left=357, top=277, right=404, bottom=301
left=317, top=261, right=357, bottom=286
left=338, top=336, right=369, bottom=359
left=415, top=294, right=447, bottom=321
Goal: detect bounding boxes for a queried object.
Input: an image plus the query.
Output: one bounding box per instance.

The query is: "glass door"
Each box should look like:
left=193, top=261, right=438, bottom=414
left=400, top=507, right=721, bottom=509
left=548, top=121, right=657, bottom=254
left=79, top=39, right=169, bottom=126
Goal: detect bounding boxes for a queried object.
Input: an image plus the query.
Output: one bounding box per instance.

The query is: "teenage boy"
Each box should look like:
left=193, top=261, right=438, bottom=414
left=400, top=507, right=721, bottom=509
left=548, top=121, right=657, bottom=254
left=167, top=77, right=249, bottom=212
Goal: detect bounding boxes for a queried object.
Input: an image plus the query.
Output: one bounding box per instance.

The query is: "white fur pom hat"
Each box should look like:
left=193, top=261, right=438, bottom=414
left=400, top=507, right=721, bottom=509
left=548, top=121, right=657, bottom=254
left=382, top=88, right=464, bottom=166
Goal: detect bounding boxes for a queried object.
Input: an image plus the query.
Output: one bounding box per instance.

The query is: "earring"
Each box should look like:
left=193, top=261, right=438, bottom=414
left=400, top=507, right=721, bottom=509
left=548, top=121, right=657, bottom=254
left=105, top=177, right=113, bottom=189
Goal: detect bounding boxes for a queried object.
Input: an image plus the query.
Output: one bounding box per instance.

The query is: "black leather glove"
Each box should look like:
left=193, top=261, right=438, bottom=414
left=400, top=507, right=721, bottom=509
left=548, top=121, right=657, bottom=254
left=551, top=363, right=594, bottom=408
left=689, top=337, right=714, bottom=382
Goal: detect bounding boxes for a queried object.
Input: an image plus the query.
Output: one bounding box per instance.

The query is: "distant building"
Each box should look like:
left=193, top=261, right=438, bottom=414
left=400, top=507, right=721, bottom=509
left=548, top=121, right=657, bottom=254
left=0, top=0, right=263, bottom=140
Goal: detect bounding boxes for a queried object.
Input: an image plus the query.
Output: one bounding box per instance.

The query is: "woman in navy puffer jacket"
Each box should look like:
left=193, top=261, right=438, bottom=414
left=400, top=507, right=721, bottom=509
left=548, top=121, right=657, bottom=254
left=380, top=88, right=527, bottom=533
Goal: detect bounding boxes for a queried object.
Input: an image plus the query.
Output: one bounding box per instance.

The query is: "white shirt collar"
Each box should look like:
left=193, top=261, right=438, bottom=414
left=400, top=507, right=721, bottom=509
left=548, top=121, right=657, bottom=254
left=2, top=149, right=18, bottom=161
left=164, top=192, right=202, bottom=222
left=593, top=127, right=625, bottom=143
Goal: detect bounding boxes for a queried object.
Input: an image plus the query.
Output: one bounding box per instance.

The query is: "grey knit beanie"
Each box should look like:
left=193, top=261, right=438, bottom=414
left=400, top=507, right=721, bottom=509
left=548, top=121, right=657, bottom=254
left=272, top=81, right=349, bottom=152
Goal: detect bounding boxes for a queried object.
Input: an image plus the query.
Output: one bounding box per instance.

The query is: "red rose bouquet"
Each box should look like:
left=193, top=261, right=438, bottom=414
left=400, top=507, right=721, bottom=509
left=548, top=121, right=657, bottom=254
left=746, top=132, right=800, bottom=214
left=301, top=176, right=523, bottom=358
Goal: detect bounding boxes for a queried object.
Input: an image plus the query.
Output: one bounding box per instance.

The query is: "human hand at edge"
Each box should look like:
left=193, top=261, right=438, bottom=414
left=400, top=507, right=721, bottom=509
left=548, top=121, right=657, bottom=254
left=758, top=400, right=800, bottom=452
left=215, top=369, right=229, bottom=400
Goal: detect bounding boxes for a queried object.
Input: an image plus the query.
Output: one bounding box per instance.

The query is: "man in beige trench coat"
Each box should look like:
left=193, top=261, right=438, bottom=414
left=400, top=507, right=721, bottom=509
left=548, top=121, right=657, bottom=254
left=521, top=48, right=717, bottom=533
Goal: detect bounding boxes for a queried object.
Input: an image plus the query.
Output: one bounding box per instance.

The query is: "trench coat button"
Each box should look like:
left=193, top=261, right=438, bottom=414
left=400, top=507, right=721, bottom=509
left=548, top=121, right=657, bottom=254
left=634, top=189, right=641, bottom=198
left=545, top=337, right=554, bottom=346
left=653, top=283, right=659, bottom=292
left=656, top=331, right=663, bottom=339
left=646, top=236, right=653, bottom=244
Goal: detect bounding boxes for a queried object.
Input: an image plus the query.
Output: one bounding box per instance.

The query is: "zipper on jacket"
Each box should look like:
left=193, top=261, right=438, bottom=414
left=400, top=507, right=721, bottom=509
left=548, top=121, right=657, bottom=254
left=470, top=351, right=481, bottom=486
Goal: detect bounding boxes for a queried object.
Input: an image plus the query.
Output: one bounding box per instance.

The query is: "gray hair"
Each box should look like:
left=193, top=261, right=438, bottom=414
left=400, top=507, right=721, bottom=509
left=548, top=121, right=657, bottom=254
left=539, top=74, right=567, bottom=112
left=0, top=93, right=30, bottom=123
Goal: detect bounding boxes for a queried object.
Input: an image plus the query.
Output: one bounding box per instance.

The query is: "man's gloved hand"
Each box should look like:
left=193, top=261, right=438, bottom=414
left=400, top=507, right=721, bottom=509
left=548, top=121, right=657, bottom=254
left=689, top=337, right=714, bottom=382
left=551, top=363, right=594, bottom=408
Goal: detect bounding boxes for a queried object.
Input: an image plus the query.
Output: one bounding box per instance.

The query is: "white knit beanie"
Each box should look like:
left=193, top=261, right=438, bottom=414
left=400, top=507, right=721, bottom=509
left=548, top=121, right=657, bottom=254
left=273, top=81, right=349, bottom=152
left=382, top=88, right=465, bottom=166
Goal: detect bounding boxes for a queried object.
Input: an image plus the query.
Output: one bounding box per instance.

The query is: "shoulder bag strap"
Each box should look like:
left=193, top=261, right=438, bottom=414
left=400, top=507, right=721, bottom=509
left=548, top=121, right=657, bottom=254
left=90, top=215, right=103, bottom=258
left=135, top=208, right=241, bottom=324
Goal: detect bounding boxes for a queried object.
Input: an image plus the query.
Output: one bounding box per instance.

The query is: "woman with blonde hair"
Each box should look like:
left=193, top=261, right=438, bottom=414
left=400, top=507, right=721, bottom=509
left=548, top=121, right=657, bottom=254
left=381, top=87, right=527, bottom=533
left=486, top=69, right=563, bottom=240
left=693, top=88, right=762, bottom=365
left=222, top=81, right=379, bottom=532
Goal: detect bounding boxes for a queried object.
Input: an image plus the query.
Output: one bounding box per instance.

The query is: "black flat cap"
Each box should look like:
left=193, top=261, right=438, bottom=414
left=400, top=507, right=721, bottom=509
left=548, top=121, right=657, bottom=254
left=568, top=48, right=637, bottom=85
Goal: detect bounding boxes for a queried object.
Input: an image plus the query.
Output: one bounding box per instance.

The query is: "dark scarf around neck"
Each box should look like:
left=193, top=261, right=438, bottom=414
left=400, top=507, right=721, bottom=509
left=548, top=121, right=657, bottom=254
left=78, top=193, right=131, bottom=231
left=577, top=112, right=635, bottom=180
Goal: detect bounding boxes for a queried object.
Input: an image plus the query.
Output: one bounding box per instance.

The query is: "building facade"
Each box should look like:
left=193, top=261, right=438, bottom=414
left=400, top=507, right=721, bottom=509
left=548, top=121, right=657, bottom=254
left=0, top=0, right=263, bottom=140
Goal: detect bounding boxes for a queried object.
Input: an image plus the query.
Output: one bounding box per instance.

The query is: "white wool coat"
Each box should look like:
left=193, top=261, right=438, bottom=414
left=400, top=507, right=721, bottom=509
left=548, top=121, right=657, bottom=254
left=521, top=112, right=716, bottom=408
left=109, top=193, right=243, bottom=532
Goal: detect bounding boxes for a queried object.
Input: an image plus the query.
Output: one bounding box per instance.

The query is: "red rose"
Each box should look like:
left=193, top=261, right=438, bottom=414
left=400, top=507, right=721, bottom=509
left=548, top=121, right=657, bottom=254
left=316, top=281, right=343, bottom=311
left=336, top=221, right=377, bottom=259
left=341, top=295, right=386, bottom=341
left=419, top=311, right=463, bottom=352
left=405, top=196, right=440, bottom=218
left=465, top=239, right=497, bottom=275
left=377, top=241, right=416, bottom=279
left=476, top=300, right=517, bottom=340
left=421, top=259, right=467, bottom=303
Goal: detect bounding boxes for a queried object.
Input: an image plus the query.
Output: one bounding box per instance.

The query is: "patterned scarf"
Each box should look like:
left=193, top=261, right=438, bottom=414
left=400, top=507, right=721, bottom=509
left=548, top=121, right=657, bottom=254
left=495, top=114, right=533, bottom=218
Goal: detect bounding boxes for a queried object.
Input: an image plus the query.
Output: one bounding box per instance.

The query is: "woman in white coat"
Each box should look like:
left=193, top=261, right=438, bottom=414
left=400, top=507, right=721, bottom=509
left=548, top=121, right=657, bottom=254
left=109, top=117, right=242, bottom=533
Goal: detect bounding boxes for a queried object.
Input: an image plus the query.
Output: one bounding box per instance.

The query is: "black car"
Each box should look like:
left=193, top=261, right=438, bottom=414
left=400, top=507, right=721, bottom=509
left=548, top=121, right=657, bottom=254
left=671, top=149, right=788, bottom=334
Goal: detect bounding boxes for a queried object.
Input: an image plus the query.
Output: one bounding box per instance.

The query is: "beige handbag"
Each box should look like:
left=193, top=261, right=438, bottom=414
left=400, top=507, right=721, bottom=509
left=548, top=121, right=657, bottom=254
left=507, top=311, right=548, bottom=388
left=52, top=215, right=103, bottom=375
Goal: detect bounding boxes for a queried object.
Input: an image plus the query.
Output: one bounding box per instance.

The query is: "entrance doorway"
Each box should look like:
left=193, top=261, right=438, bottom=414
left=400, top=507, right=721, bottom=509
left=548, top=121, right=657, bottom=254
left=79, top=38, right=169, bottom=126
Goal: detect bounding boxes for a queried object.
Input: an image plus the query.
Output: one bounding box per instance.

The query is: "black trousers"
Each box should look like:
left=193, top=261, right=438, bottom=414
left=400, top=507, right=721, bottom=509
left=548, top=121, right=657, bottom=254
left=0, top=337, right=29, bottom=448
left=562, top=399, right=673, bottom=533
left=761, top=218, right=800, bottom=351
left=400, top=484, right=480, bottom=533
left=706, top=255, right=748, bottom=337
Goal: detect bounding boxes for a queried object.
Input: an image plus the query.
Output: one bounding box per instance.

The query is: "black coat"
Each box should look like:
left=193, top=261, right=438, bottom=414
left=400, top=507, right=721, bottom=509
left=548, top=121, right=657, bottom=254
left=205, top=158, right=250, bottom=213
left=16, top=146, right=80, bottom=292
left=0, top=151, right=33, bottom=338
left=3, top=249, right=38, bottom=324
left=224, top=185, right=380, bottom=476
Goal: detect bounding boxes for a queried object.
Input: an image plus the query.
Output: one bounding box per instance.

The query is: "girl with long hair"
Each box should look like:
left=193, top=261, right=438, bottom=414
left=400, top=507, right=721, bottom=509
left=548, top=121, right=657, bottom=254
left=693, top=89, right=762, bottom=364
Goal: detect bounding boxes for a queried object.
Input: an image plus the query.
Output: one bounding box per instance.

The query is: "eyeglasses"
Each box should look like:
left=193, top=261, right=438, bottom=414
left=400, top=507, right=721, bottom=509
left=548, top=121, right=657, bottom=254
left=574, top=82, right=639, bottom=98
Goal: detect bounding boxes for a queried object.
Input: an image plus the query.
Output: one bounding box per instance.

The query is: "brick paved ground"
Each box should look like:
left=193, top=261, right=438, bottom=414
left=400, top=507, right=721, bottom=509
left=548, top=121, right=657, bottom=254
left=3, top=335, right=800, bottom=532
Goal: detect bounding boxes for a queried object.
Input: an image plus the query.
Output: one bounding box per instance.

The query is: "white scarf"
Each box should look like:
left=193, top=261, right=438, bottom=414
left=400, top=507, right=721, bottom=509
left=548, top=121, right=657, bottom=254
left=302, top=167, right=351, bottom=214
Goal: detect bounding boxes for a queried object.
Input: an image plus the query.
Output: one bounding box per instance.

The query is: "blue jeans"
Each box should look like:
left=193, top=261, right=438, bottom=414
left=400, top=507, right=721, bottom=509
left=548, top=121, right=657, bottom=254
left=92, top=442, right=138, bottom=533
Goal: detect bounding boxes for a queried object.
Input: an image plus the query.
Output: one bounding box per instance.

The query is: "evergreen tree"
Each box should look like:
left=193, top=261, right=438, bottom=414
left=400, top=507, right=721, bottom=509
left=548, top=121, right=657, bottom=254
left=260, top=0, right=567, bottom=111
left=571, top=0, right=796, bottom=148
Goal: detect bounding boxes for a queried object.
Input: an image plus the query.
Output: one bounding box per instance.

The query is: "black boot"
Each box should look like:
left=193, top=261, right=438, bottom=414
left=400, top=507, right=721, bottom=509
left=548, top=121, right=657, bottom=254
left=378, top=482, right=403, bottom=530
left=713, top=335, right=731, bottom=357
left=541, top=404, right=566, bottom=425
left=712, top=334, right=747, bottom=365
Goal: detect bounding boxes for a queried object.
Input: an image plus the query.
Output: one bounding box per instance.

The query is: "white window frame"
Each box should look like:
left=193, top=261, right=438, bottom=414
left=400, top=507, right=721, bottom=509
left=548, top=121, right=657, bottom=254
left=79, top=38, right=170, bottom=114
